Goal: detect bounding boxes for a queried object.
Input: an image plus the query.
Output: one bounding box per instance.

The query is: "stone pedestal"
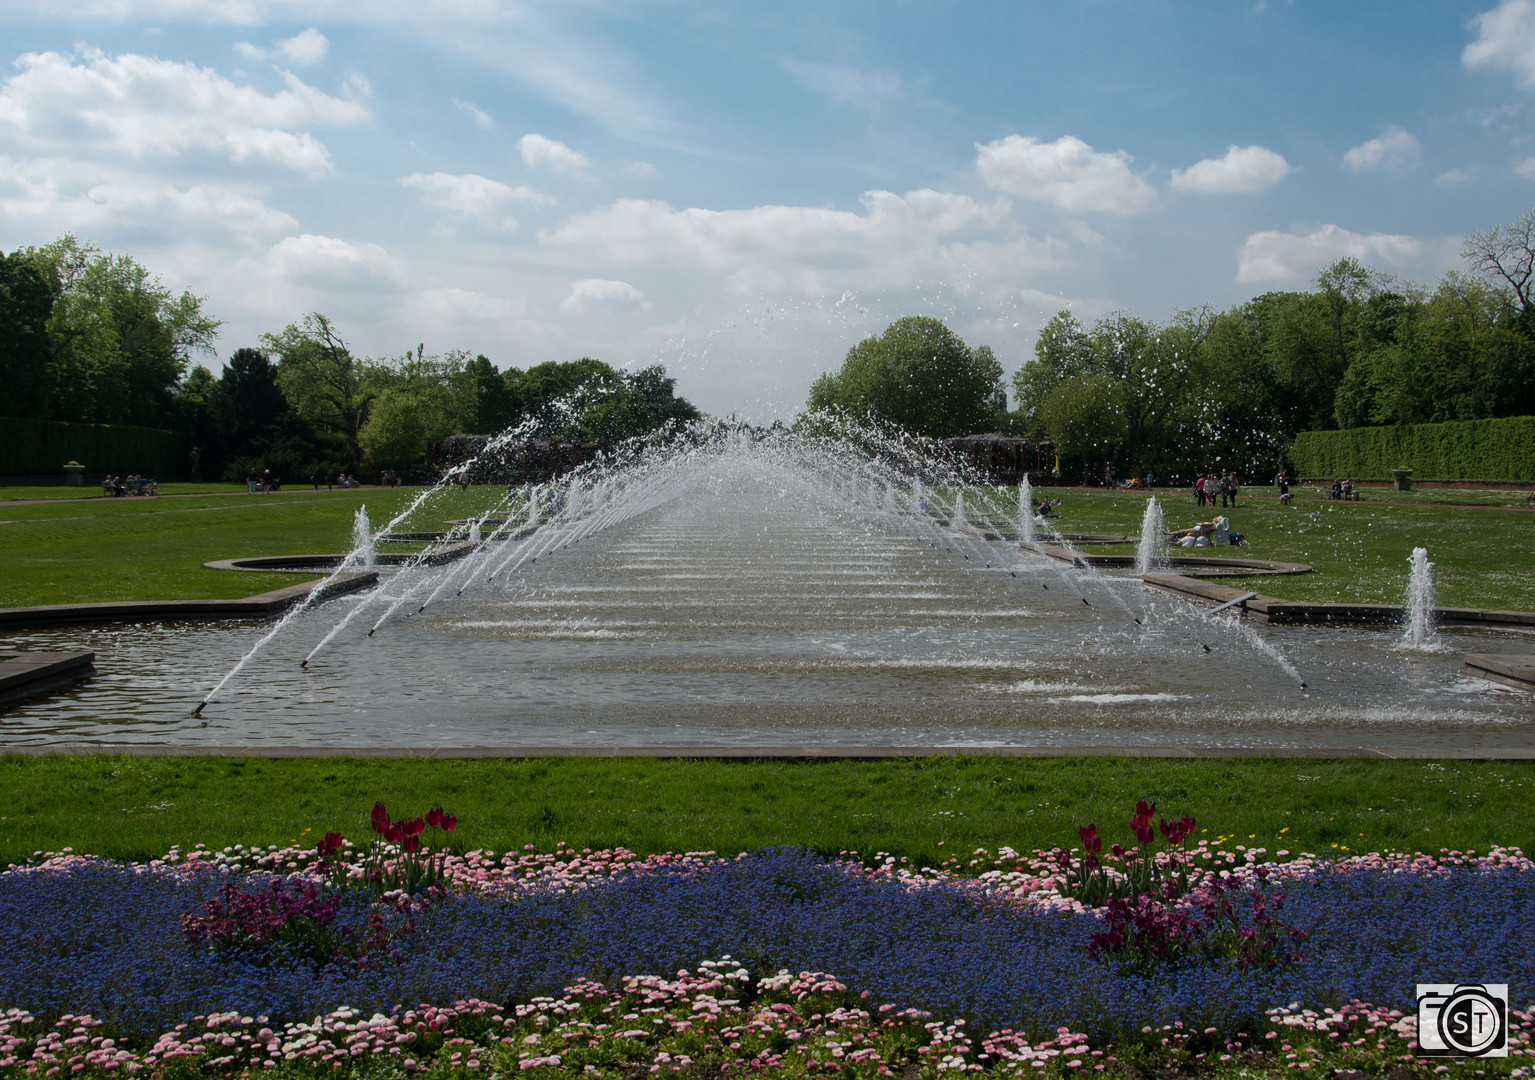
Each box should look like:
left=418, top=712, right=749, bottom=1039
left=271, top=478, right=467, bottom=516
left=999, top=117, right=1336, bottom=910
left=1392, top=468, right=1412, bottom=491
left=62, top=462, right=85, bottom=487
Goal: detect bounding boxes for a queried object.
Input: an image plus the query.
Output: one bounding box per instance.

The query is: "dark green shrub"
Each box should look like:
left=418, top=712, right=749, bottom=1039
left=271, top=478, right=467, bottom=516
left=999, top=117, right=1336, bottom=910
left=1291, top=416, right=1535, bottom=481
left=0, top=417, right=192, bottom=478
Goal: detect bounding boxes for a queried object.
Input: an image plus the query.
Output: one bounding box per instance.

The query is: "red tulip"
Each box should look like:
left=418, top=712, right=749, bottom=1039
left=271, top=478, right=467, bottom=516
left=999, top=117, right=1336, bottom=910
left=317, top=832, right=344, bottom=855
left=425, top=807, right=443, bottom=828
left=370, top=803, right=390, bottom=833
left=441, top=814, right=457, bottom=833
left=1078, top=824, right=1101, bottom=854
left=407, top=817, right=425, bottom=837
left=1132, top=799, right=1156, bottom=826
left=1133, top=820, right=1155, bottom=846
left=403, top=835, right=421, bottom=853
left=385, top=823, right=404, bottom=844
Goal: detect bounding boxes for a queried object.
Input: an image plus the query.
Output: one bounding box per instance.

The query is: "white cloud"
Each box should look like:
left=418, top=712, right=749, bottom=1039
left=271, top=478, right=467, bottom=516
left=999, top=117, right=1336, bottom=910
left=1465, top=0, right=1535, bottom=87
left=1236, top=224, right=1422, bottom=283
left=1436, top=168, right=1473, bottom=186
left=1170, top=144, right=1291, bottom=194
left=1342, top=126, right=1421, bottom=172
left=560, top=278, right=650, bottom=314
left=542, top=188, right=1025, bottom=296
left=278, top=28, right=328, bottom=65
left=399, top=171, right=551, bottom=228
left=231, top=28, right=328, bottom=65
left=624, top=161, right=658, bottom=179
left=546, top=189, right=1007, bottom=265
left=519, top=132, right=590, bottom=174
left=0, top=47, right=368, bottom=176
left=451, top=97, right=494, bottom=129
left=974, top=134, right=1155, bottom=214
left=784, top=59, right=902, bottom=108
left=265, top=233, right=406, bottom=288
left=1516, top=156, right=1535, bottom=180
left=0, top=155, right=296, bottom=234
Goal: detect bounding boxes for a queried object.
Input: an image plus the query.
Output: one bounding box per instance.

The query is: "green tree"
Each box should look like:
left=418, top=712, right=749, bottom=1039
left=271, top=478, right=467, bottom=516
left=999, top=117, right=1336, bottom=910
left=0, top=249, right=56, bottom=419
left=21, top=235, right=219, bottom=427
left=359, top=388, right=431, bottom=470
left=808, top=316, right=1005, bottom=438
left=263, top=314, right=373, bottom=469
left=465, top=354, right=519, bottom=434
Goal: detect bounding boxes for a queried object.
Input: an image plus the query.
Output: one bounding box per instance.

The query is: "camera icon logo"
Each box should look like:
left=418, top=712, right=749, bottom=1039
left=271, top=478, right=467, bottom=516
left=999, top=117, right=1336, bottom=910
left=1416, top=984, right=1508, bottom=1057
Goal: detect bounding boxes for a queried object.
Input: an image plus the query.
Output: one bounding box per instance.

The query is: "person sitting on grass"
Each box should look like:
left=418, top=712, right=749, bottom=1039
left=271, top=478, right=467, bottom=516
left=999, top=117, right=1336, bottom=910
left=1168, top=515, right=1230, bottom=547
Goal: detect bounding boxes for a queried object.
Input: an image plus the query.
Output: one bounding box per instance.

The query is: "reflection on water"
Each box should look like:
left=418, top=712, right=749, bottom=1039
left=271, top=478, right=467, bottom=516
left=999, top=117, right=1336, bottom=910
left=1, top=456, right=1531, bottom=749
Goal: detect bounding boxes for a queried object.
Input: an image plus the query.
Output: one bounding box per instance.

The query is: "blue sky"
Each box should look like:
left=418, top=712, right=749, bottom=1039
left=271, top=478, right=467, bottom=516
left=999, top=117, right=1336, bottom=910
left=3, top=0, right=1535, bottom=420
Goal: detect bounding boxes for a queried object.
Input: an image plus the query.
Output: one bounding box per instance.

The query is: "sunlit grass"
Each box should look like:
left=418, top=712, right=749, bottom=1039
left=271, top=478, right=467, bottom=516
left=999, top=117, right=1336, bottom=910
left=1, top=753, right=1528, bottom=867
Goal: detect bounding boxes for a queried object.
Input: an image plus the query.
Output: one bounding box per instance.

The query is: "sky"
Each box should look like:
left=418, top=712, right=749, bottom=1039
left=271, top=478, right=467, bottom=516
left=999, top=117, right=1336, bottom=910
left=3, top=1, right=1535, bottom=421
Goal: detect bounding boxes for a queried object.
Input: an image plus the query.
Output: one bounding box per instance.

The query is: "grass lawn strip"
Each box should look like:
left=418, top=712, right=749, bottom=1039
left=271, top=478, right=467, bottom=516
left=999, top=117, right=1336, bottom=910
left=2, top=755, right=1530, bottom=872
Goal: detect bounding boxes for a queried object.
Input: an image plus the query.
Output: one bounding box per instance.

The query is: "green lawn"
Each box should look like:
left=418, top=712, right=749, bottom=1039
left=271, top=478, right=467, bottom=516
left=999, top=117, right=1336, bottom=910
left=1, top=754, right=1527, bottom=866
left=0, top=481, right=256, bottom=501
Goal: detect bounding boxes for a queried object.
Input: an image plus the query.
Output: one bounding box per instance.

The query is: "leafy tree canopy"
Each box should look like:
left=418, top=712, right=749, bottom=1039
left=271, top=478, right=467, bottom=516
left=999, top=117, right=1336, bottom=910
left=807, top=316, right=1006, bottom=438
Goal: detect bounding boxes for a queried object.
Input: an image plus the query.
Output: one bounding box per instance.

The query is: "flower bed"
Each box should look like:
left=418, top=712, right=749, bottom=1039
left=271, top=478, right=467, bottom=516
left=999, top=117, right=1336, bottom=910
left=0, top=821, right=1531, bottom=1078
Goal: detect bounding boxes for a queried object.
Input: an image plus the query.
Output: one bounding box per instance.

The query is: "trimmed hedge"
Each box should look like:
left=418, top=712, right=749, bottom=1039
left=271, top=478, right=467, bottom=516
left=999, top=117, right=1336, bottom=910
left=1291, top=416, right=1535, bottom=482
left=0, top=417, right=191, bottom=478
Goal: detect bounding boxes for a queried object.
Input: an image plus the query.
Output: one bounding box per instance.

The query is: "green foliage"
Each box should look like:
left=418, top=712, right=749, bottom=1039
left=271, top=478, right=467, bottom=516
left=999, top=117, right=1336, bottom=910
left=809, top=316, right=1005, bottom=438
left=0, top=417, right=190, bottom=477
left=19, top=236, right=219, bottom=429
left=0, top=249, right=55, bottom=418
left=1015, top=239, right=1535, bottom=481
left=359, top=387, right=432, bottom=469
left=263, top=313, right=373, bottom=469
left=1290, top=415, right=1535, bottom=481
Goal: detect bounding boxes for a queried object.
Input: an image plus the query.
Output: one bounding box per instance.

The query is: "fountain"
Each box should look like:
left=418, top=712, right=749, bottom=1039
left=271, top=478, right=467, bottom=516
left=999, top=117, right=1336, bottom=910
left=1135, top=496, right=1164, bottom=576
left=4, top=414, right=1530, bottom=750
left=1402, top=547, right=1438, bottom=650
left=1018, top=475, right=1036, bottom=547
left=353, top=507, right=375, bottom=570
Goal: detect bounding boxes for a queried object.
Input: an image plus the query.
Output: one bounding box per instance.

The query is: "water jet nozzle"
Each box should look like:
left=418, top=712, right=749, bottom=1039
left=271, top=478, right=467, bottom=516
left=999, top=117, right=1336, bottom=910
left=418, top=604, right=427, bottom=613
left=1202, top=643, right=1211, bottom=653
left=1082, top=598, right=1091, bottom=607
left=367, top=629, right=375, bottom=637
left=1299, top=681, right=1308, bottom=690
left=1133, top=617, right=1141, bottom=625
left=300, top=659, right=308, bottom=669
left=191, top=701, right=207, bottom=718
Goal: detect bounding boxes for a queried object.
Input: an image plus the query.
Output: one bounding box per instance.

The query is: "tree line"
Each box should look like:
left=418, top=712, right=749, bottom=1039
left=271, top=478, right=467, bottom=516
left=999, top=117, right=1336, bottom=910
left=808, top=211, right=1535, bottom=482
left=0, top=237, right=698, bottom=483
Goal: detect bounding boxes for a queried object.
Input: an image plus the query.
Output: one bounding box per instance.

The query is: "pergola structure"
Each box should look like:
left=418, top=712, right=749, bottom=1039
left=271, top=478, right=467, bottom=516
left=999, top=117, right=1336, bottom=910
left=940, top=435, right=1057, bottom=483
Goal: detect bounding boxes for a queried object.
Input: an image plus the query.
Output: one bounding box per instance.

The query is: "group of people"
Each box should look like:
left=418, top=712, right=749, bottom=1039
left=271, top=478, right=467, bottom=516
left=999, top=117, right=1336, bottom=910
left=246, top=469, right=282, bottom=493
left=1193, top=473, right=1240, bottom=507
left=1329, top=479, right=1361, bottom=501
left=101, top=475, right=157, bottom=497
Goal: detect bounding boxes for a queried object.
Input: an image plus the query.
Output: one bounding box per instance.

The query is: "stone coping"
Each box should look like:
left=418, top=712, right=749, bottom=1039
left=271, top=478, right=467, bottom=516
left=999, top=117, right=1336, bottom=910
left=1037, top=544, right=1312, bottom=577
left=1462, top=654, right=1535, bottom=691
left=0, top=650, right=95, bottom=704
left=0, top=573, right=377, bottom=629
left=1142, top=571, right=1535, bottom=631
left=203, top=541, right=479, bottom=574
left=1, top=744, right=1532, bottom=759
